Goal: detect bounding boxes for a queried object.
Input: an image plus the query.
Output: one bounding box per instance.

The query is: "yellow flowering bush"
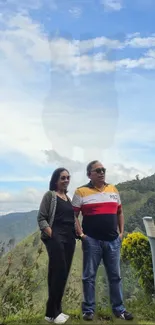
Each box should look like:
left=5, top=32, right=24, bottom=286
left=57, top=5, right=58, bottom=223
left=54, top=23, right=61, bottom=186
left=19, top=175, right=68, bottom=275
left=121, top=232, right=154, bottom=293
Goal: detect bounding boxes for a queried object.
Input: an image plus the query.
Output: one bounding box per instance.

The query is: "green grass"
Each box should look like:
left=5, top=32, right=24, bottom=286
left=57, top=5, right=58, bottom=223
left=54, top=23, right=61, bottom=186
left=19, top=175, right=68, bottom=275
left=1, top=232, right=155, bottom=324
left=2, top=311, right=155, bottom=325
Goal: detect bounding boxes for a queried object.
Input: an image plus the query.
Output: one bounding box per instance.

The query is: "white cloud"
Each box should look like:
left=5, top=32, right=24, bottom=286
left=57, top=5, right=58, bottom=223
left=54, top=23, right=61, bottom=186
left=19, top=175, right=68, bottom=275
left=0, top=158, right=154, bottom=214
left=115, top=121, right=155, bottom=145
left=0, top=176, right=49, bottom=182
left=69, top=7, right=83, bottom=18
left=0, top=100, right=52, bottom=164
left=1, top=13, right=155, bottom=79
left=147, top=49, right=155, bottom=58
left=45, top=149, right=155, bottom=185
left=79, top=37, right=122, bottom=52
left=126, top=35, right=155, bottom=48
left=0, top=188, right=45, bottom=213
left=1, top=10, right=155, bottom=213
left=0, top=96, right=117, bottom=164
left=42, top=100, right=119, bottom=160
left=117, top=57, right=155, bottom=70
left=101, top=0, right=123, bottom=11
left=1, top=145, right=154, bottom=214
left=0, top=188, right=42, bottom=204
left=0, top=13, right=155, bottom=165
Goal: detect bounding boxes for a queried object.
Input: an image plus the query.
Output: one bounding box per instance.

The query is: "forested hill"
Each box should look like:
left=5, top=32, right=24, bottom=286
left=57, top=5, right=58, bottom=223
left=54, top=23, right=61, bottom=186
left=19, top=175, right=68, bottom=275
left=117, top=173, right=155, bottom=193
left=116, top=173, right=155, bottom=233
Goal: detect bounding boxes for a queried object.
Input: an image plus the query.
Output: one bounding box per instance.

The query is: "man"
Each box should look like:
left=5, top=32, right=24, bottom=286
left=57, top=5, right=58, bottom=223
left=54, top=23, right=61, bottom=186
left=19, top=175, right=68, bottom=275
left=72, top=160, right=133, bottom=321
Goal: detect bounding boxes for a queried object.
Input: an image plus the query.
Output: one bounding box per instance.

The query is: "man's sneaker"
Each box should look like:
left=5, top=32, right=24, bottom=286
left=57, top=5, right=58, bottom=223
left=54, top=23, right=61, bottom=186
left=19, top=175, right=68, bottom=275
left=83, top=313, right=94, bottom=321
left=45, top=316, right=54, bottom=323
left=115, top=311, right=133, bottom=321
left=54, top=314, right=68, bottom=324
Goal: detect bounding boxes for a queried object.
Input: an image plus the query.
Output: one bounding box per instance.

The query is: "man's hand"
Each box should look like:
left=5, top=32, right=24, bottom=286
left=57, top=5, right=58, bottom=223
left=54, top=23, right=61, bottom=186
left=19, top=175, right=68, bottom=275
left=75, top=213, right=84, bottom=237
left=80, top=233, right=87, bottom=240
left=119, top=233, right=123, bottom=240
left=79, top=232, right=87, bottom=240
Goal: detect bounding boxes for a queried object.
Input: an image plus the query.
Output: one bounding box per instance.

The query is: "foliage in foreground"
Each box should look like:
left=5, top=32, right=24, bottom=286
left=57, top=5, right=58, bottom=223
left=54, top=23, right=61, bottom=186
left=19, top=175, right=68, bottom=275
left=0, top=243, right=44, bottom=320
left=1, top=232, right=155, bottom=324
left=121, top=232, right=154, bottom=294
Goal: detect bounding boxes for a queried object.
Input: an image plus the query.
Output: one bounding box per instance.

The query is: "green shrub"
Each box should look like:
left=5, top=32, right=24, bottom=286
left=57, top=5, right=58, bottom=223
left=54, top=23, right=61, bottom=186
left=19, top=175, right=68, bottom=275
left=121, top=232, right=154, bottom=294
left=0, top=244, right=44, bottom=320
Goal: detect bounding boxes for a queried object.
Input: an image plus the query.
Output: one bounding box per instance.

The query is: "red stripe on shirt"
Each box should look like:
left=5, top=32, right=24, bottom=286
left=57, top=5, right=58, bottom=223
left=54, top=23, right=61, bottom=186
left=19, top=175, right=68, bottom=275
left=73, top=206, right=81, bottom=213
left=81, top=202, right=121, bottom=216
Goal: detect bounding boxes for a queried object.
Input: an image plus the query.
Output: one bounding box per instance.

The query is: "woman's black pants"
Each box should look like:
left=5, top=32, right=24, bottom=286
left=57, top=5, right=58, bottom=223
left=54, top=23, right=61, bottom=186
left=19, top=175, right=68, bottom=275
left=42, top=233, right=75, bottom=319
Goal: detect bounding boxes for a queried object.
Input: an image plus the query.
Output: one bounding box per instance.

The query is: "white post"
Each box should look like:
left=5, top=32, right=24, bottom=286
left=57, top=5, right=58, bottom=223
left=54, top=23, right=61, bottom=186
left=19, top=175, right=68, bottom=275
left=143, top=216, right=155, bottom=294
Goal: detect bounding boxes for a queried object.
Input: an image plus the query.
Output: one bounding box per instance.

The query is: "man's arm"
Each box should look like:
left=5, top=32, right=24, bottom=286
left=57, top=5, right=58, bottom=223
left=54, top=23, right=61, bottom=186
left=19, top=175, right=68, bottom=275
left=74, top=211, right=87, bottom=239
left=72, top=189, right=86, bottom=239
left=115, top=186, right=124, bottom=239
left=117, top=205, right=124, bottom=239
left=74, top=211, right=83, bottom=235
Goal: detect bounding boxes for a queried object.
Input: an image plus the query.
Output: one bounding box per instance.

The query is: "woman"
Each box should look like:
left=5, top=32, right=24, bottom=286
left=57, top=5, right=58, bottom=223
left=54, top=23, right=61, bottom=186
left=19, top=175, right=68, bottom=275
left=37, top=168, right=76, bottom=324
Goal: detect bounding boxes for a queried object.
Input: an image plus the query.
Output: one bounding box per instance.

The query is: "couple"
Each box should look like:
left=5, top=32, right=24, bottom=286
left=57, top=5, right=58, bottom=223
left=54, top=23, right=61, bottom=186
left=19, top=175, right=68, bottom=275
left=37, top=160, right=133, bottom=324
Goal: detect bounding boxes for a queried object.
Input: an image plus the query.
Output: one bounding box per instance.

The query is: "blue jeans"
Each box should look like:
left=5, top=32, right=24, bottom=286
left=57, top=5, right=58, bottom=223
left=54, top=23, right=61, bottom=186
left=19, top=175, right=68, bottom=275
left=82, top=235, right=125, bottom=315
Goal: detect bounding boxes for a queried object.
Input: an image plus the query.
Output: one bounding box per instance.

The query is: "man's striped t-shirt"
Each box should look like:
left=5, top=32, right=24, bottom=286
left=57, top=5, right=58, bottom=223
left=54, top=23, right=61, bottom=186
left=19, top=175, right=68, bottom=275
left=72, top=182, right=122, bottom=241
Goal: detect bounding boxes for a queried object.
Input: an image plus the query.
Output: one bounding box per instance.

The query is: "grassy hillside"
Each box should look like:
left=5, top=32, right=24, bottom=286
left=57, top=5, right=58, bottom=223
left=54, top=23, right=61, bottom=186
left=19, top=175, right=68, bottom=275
left=1, top=230, right=155, bottom=324
left=1, top=174, right=155, bottom=323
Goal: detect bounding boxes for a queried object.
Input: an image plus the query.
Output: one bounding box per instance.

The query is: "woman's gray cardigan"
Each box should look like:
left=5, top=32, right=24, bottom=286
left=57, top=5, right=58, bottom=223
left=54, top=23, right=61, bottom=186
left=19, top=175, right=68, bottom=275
left=37, top=190, right=57, bottom=239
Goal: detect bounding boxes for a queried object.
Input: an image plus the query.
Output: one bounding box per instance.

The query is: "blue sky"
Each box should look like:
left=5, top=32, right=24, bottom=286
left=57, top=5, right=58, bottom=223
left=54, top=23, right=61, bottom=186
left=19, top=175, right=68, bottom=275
left=0, top=0, right=155, bottom=213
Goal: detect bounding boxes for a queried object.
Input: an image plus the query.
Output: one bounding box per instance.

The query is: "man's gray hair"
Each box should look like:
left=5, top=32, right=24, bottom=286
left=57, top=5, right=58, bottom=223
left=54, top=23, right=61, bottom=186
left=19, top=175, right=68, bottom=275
left=86, top=160, right=99, bottom=176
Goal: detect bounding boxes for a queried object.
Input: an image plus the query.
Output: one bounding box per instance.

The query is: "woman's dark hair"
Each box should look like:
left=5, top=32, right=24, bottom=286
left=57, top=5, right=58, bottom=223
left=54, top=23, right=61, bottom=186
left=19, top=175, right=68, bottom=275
left=49, top=167, right=69, bottom=192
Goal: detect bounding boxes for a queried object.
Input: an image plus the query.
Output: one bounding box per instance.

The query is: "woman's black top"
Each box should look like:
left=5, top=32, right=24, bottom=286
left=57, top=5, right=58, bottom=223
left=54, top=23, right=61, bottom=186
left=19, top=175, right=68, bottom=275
left=52, top=196, right=75, bottom=238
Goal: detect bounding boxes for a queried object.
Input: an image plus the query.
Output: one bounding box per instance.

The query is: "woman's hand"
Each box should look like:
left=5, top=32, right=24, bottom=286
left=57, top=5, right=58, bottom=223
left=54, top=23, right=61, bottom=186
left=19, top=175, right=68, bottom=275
left=44, top=227, right=52, bottom=237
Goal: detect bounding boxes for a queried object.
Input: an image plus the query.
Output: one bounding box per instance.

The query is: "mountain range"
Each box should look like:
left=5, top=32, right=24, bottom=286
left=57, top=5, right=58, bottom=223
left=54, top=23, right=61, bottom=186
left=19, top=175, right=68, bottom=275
left=1, top=173, right=155, bottom=247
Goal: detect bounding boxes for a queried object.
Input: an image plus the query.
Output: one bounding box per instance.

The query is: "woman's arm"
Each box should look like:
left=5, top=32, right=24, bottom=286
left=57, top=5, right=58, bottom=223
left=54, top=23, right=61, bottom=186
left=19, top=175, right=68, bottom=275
left=37, top=192, right=52, bottom=237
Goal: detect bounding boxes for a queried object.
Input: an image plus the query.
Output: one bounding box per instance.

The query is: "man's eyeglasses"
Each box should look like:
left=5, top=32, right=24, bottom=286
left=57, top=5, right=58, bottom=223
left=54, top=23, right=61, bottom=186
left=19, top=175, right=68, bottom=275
left=60, top=175, right=70, bottom=181
left=91, top=167, right=106, bottom=174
